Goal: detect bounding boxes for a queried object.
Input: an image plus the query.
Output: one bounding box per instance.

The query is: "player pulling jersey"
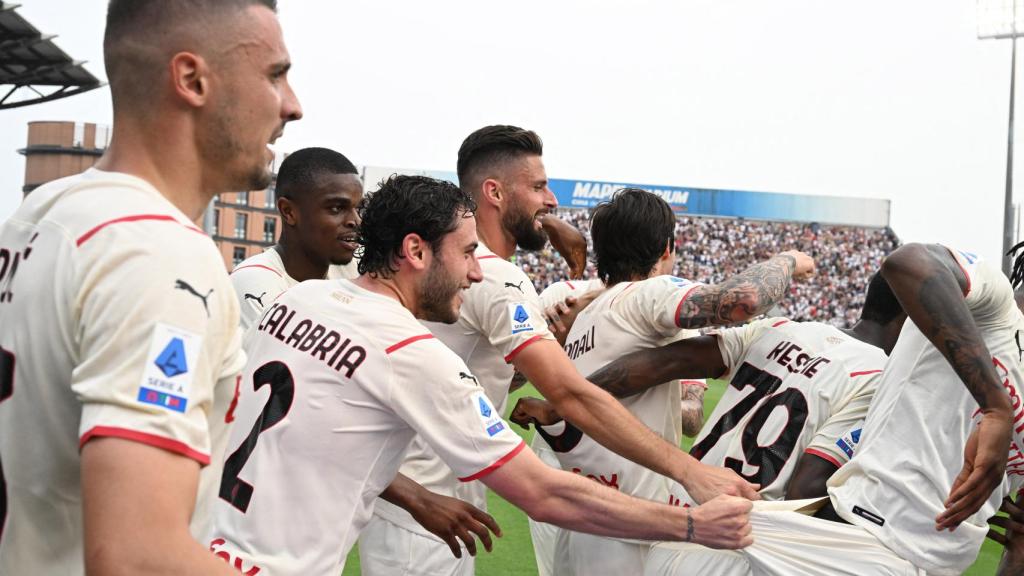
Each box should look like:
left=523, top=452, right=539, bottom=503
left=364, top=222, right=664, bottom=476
left=231, top=247, right=357, bottom=331
left=365, top=242, right=554, bottom=553
left=825, top=248, right=1024, bottom=575
left=208, top=278, right=524, bottom=576
left=0, top=169, right=245, bottom=575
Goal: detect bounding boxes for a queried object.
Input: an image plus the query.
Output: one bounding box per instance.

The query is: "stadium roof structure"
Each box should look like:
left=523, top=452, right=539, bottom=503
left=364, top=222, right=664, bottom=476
left=0, top=2, right=102, bottom=110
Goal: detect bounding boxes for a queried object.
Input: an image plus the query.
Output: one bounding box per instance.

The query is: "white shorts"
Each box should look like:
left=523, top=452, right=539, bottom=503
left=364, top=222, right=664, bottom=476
left=528, top=441, right=562, bottom=576
left=645, top=543, right=750, bottom=576
left=359, top=514, right=473, bottom=576
left=743, top=499, right=924, bottom=576
left=553, top=528, right=650, bottom=576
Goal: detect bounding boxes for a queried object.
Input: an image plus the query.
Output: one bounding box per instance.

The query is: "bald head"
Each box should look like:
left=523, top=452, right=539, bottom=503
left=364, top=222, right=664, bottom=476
left=104, top=0, right=277, bottom=108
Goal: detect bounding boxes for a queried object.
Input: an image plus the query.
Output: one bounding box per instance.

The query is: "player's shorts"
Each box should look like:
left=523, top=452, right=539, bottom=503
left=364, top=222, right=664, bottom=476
left=528, top=442, right=562, bottom=576
left=553, top=528, right=651, bottom=576
left=645, top=543, right=750, bottom=576
left=359, top=514, right=473, bottom=576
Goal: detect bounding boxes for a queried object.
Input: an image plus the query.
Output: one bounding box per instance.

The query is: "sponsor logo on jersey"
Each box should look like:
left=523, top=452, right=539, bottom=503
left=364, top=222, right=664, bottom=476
left=504, top=281, right=525, bottom=293
left=852, top=505, right=885, bottom=526
left=836, top=427, right=862, bottom=459
left=471, top=391, right=507, bottom=437
left=137, top=323, right=202, bottom=413
left=174, top=279, right=213, bottom=317
left=509, top=303, right=534, bottom=335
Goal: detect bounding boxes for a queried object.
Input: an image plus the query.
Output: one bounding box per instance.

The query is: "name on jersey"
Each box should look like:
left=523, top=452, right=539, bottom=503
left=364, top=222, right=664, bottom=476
left=137, top=323, right=202, bottom=413
left=257, top=303, right=366, bottom=378
left=569, top=466, right=620, bottom=490
left=765, top=340, right=831, bottom=378
left=564, top=325, right=596, bottom=360
left=509, top=303, right=534, bottom=335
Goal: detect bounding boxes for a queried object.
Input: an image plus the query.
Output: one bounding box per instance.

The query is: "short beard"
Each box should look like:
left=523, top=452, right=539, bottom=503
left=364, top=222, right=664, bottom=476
left=418, top=256, right=463, bottom=324
left=205, top=101, right=273, bottom=192
left=504, top=202, right=548, bottom=252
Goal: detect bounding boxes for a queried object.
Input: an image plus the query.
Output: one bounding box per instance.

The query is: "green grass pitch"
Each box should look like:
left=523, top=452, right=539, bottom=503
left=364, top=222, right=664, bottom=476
left=344, top=381, right=1003, bottom=574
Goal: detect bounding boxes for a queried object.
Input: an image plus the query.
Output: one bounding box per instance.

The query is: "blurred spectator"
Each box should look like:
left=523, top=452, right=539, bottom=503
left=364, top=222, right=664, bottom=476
left=515, top=209, right=899, bottom=328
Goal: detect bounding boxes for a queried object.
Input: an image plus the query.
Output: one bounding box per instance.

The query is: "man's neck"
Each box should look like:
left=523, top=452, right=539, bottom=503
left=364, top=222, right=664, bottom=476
left=475, top=211, right=516, bottom=259
left=843, top=320, right=897, bottom=355
left=94, top=115, right=212, bottom=222
left=352, top=274, right=416, bottom=314
left=274, top=239, right=329, bottom=283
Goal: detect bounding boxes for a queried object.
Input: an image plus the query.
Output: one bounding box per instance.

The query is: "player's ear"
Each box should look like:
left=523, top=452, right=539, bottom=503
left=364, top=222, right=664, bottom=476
left=480, top=178, right=503, bottom=207
left=170, top=51, right=210, bottom=108
left=402, top=233, right=429, bottom=271
left=278, top=196, right=298, bottom=226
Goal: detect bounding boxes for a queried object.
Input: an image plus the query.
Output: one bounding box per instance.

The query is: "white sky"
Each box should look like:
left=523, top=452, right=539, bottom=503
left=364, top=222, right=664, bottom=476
left=0, top=0, right=1016, bottom=264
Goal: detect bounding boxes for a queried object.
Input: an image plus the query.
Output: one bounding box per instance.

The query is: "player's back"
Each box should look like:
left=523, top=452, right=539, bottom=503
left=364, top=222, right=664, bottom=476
left=684, top=318, right=886, bottom=502
left=0, top=169, right=241, bottom=574
left=553, top=277, right=702, bottom=500
left=828, top=250, right=1024, bottom=575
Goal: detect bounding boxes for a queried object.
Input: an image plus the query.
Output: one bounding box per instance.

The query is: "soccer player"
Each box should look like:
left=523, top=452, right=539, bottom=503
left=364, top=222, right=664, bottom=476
left=0, top=1, right=302, bottom=574
left=231, top=147, right=362, bottom=331
left=555, top=270, right=904, bottom=574
left=510, top=188, right=819, bottom=575
left=644, top=243, right=1021, bottom=575
left=206, top=175, right=754, bottom=576
left=361, top=126, right=806, bottom=575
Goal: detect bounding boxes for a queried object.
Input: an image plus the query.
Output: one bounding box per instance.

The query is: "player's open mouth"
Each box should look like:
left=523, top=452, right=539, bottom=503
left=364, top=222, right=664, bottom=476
left=339, top=235, right=359, bottom=251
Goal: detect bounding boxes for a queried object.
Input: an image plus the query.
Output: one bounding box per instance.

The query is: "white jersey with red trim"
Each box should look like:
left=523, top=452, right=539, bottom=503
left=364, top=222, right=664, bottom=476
left=536, top=278, right=605, bottom=309
left=550, top=276, right=703, bottom=503
left=371, top=242, right=555, bottom=537
left=0, top=169, right=245, bottom=575
left=230, top=248, right=358, bottom=332
left=208, top=279, right=524, bottom=576
left=828, top=247, right=1024, bottom=575
left=668, top=317, right=887, bottom=505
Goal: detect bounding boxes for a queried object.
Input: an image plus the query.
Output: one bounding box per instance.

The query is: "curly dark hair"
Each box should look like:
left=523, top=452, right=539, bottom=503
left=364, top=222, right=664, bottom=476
left=590, top=188, right=676, bottom=285
left=357, top=175, right=477, bottom=278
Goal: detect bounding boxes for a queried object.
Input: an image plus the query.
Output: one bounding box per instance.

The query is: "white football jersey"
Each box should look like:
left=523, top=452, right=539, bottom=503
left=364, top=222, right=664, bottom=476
left=669, top=317, right=887, bottom=505
left=230, top=248, right=358, bottom=331
left=0, top=169, right=245, bottom=575
left=208, top=279, right=524, bottom=576
left=530, top=279, right=605, bottom=457
left=828, top=247, right=1024, bottom=576
left=549, top=276, right=703, bottom=504
left=372, top=242, right=555, bottom=537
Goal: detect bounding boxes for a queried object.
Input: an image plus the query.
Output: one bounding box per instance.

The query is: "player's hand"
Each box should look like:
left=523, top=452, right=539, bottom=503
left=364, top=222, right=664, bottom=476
left=937, top=412, right=1012, bottom=531
left=778, top=250, right=815, bottom=282
left=544, top=296, right=577, bottom=345
left=987, top=493, right=1024, bottom=546
left=410, top=491, right=502, bottom=558
left=688, top=494, right=754, bottom=549
left=683, top=461, right=761, bottom=504
left=540, top=214, right=587, bottom=279
left=510, top=397, right=563, bottom=429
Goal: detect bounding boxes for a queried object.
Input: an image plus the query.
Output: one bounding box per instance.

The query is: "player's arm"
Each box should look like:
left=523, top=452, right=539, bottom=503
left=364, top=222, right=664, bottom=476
left=785, top=452, right=840, bottom=500
left=81, top=438, right=238, bottom=576
left=480, top=444, right=753, bottom=549
left=379, top=473, right=501, bottom=558
left=513, top=339, right=759, bottom=503
left=540, top=214, right=587, bottom=280
left=676, top=251, right=815, bottom=329
left=680, top=380, right=707, bottom=438
left=881, top=243, right=1013, bottom=529
left=585, top=335, right=727, bottom=399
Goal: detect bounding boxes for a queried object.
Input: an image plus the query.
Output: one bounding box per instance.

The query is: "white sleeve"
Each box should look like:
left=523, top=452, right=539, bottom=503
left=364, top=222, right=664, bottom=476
left=73, top=230, right=240, bottom=465
left=467, top=262, right=555, bottom=363
left=385, top=336, right=525, bottom=481
left=230, top=267, right=290, bottom=332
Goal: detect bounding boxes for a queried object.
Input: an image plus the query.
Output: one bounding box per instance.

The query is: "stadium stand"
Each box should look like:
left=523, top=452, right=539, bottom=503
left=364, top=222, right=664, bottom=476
left=516, top=209, right=900, bottom=328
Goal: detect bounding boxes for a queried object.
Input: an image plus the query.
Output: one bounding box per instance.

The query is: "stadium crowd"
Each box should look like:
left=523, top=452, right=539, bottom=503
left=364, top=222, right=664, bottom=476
left=516, top=209, right=900, bottom=327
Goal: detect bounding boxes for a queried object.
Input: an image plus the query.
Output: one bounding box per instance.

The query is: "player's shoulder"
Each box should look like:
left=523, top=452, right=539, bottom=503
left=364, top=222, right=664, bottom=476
left=631, top=275, right=702, bottom=300
left=230, top=250, right=291, bottom=292
left=471, top=248, right=539, bottom=302
left=786, top=321, right=887, bottom=376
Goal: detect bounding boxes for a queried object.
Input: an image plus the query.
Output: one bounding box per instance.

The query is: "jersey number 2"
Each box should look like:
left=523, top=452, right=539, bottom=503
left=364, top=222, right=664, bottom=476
left=219, top=361, right=294, bottom=513
left=690, top=362, right=808, bottom=488
left=0, top=346, right=14, bottom=539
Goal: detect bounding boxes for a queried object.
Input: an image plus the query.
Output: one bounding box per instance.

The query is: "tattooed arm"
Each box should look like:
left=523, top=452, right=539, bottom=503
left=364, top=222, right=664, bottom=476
left=680, top=381, right=707, bottom=438
left=676, top=251, right=815, bottom=329
left=880, top=243, right=1012, bottom=530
